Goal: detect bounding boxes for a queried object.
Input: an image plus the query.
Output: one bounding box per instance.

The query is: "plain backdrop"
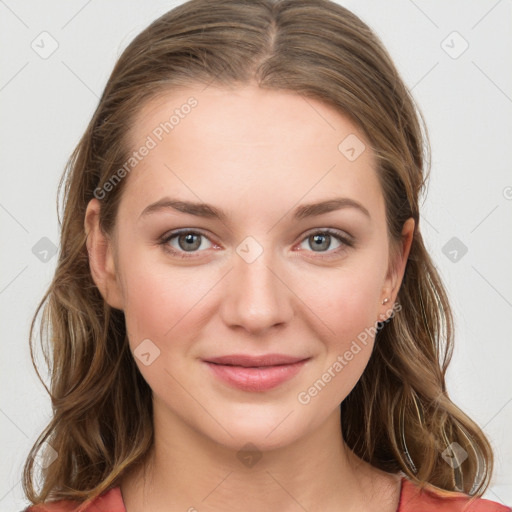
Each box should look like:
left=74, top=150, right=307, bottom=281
left=1, top=0, right=511, bottom=509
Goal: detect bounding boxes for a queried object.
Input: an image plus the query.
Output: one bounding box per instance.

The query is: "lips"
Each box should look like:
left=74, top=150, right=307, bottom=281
left=204, top=353, right=309, bottom=367
left=203, top=354, right=311, bottom=392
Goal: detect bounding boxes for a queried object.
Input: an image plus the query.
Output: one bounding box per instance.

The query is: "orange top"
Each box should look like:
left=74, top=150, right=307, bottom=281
left=397, top=478, right=511, bottom=512
left=24, top=476, right=511, bottom=512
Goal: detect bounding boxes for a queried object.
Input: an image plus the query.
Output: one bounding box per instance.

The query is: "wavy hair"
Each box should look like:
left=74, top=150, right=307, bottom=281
left=23, top=0, right=494, bottom=507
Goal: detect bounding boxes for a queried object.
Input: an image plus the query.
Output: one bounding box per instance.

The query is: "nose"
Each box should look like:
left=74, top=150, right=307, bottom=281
left=219, top=242, right=294, bottom=336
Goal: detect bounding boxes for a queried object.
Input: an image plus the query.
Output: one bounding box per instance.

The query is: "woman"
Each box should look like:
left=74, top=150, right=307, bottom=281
left=22, top=1, right=510, bottom=511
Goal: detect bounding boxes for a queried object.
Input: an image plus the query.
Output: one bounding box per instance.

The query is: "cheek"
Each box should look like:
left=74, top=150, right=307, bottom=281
left=122, top=269, right=206, bottom=343
left=293, top=257, right=385, bottom=397
left=337, top=275, right=382, bottom=335
left=117, top=240, right=222, bottom=354
left=296, top=261, right=385, bottom=341
left=119, top=265, right=214, bottom=394
left=328, top=278, right=380, bottom=362
left=295, top=280, right=382, bottom=409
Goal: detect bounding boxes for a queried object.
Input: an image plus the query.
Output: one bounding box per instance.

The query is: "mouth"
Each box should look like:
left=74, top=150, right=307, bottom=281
left=203, top=354, right=311, bottom=392
left=204, top=353, right=310, bottom=367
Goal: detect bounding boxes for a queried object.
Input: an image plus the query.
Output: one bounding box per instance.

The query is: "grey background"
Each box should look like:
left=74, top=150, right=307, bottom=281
left=1, top=0, right=511, bottom=509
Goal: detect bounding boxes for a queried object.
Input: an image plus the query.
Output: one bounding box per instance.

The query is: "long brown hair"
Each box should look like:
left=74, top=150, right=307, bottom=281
left=23, top=0, right=494, bottom=507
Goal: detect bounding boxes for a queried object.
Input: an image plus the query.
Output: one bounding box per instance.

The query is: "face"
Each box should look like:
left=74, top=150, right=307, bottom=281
left=87, top=84, right=411, bottom=452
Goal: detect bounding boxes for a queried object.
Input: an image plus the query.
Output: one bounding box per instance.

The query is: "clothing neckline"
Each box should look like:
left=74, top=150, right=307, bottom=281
left=396, top=475, right=406, bottom=511
left=103, top=475, right=409, bottom=512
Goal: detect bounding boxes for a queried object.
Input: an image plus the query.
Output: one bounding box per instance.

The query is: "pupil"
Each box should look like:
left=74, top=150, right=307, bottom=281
left=312, top=234, right=329, bottom=251
left=180, top=233, right=200, bottom=251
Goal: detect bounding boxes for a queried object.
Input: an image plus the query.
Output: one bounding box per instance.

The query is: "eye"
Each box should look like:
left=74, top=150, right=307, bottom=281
left=159, top=228, right=354, bottom=260
left=159, top=229, right=215, bottom=259
left=297, top=229, right=354, bottom=258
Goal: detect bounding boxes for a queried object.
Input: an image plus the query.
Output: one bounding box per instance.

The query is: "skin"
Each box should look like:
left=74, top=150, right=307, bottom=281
left=85, top=84, right=414, bottom=512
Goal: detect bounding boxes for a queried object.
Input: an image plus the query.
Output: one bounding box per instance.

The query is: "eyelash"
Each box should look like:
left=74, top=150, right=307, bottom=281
left=158, top=228, right=354, bottom=260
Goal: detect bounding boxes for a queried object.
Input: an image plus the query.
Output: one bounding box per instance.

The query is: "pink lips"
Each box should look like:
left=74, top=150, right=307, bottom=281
left=203, top=353, right=310, bottom=392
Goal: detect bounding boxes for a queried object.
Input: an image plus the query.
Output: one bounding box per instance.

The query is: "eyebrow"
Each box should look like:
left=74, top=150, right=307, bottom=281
left=138, top=196, right=371, bottom=222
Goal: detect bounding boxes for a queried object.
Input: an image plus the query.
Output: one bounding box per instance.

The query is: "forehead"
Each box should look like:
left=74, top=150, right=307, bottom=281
left=130, top=84, right=368, bottom=151
left=120, top=84, right=384, bottom=223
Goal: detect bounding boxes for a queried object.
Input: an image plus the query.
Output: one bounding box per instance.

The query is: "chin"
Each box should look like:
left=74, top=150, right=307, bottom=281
left=198, top=404, right=310, bottom=453
left=215, top=426, right=300, bottom=454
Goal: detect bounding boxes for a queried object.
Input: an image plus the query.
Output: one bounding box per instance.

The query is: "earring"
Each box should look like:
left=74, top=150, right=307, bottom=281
left=382, top=297, right=389, bottom=305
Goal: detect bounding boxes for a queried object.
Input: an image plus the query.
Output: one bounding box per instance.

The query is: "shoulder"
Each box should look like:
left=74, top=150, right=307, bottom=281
left=23, top=486, right=125, bottom=512
left=398, top=477, right=511, bottom=512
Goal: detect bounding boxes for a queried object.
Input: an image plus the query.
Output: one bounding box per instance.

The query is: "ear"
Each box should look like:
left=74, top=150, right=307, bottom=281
left=379, top=217, right=415, bottom=319
left=84, top=198, right=124, bottom=310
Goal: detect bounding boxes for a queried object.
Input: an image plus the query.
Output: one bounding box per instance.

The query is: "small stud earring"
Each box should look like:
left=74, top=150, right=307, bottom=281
left=382, top=297, right=389, bottom=305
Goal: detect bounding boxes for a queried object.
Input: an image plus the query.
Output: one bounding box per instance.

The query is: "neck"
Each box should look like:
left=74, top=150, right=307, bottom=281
left=120, top=404, right=401, bottom=512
